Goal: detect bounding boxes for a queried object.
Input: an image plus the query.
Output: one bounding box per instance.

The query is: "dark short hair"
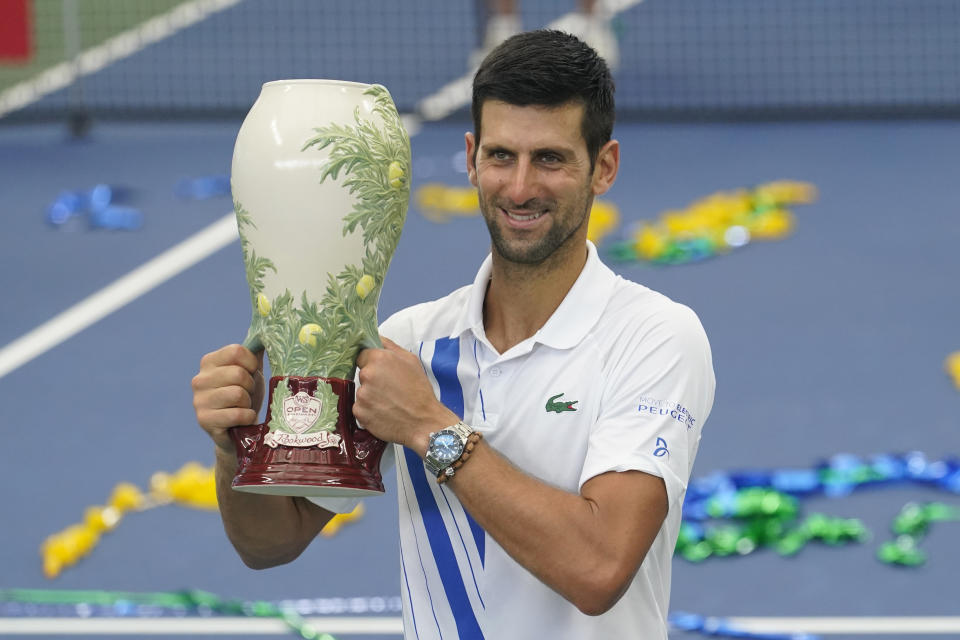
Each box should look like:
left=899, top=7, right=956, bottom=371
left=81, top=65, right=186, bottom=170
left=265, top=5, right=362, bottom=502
left=471, top=29, right=615, bottom=168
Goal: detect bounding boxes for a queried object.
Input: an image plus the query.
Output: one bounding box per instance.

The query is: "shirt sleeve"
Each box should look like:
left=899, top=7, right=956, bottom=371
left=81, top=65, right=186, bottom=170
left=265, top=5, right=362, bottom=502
left=578, top=303, right=715, bottom=514
left=306, top=312, right=411, bottom=513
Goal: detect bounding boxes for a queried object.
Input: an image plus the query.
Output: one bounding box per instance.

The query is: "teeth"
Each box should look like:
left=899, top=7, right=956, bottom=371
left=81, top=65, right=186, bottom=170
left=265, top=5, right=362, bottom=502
left=505, top=210, right=543, bottom=222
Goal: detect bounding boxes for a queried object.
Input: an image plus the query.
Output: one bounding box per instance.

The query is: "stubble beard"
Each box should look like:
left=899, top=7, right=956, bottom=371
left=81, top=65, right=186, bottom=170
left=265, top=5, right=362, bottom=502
left=479, top=190, right=591, bottom=266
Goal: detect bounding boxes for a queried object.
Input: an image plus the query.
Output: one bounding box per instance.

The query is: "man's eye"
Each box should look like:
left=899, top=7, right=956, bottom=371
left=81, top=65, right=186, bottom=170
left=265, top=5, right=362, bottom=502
left=540, top=154, right=561, bottom=163
left=492, top=151, right=510, bottom=161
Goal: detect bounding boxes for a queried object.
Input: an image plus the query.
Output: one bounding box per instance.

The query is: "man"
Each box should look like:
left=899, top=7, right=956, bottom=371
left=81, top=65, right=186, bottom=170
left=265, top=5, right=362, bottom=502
left=193, top=30, right=714, bottom=639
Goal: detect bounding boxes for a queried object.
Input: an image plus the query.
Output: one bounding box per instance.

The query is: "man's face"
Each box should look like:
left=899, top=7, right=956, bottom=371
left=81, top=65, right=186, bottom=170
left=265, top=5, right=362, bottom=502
left=466, top=100, right=612, bottom=266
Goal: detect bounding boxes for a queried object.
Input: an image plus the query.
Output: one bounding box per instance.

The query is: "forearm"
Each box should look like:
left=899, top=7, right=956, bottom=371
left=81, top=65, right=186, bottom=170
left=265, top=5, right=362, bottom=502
left=352, top=339, right=665, bottom=612
left=214, top=447, right=333, bottom=569
left=445, top=442, right=663, bottom=615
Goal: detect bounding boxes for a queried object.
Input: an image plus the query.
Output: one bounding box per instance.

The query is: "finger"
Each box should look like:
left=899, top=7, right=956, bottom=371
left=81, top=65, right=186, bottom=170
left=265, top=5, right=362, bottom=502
left=380, top=336, right=403, bottom=352
left=197, top=406, right=259, bottom=430
left=195, top=385, right=254, bottom=412
left=192, top=365, right=257, bottom=394
left=201, top=344, right=261, bottom=372
left=356, top=347, right=377, bottom=368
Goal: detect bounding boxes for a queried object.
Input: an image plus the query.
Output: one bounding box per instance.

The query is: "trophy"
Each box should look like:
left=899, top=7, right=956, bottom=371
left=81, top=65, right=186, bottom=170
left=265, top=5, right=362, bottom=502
left=228, top=80, right=410, bottom=497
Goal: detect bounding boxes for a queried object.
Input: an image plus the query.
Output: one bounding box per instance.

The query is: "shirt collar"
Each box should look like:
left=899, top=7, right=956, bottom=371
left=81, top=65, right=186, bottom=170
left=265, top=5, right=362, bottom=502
left=450, top=241, right=618, bottom=350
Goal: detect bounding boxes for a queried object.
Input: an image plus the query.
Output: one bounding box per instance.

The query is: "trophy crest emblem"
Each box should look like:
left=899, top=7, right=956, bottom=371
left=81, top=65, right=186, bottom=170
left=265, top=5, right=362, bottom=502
left=284, top=391, right=321, bottom=434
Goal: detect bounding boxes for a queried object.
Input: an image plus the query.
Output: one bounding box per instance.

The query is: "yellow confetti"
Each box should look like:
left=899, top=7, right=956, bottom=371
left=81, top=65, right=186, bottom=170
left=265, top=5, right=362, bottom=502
left=416, top=184, right=478, bottom=222
left=42, top=462, right=218, bottom=579
left=945, top=351, right=960, bottom=390
left=320, top=503, right=366, bottom=538
left=109, top=483, right=145, bottom=513
left=586, top=200, right=620, bottom=246
left=623, top=180, right=816, bottom=263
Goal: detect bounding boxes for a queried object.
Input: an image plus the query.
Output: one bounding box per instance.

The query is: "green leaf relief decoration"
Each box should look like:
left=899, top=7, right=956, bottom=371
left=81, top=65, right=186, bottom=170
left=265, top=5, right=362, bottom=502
left=311, top=380, right=340, bottom=433
left=235, top=198, right=276, bottom=352
left=268, top=377, right=293, bottom=431
left=235, top=85, right=410, bottom=379
left=299, top=84, right=410, bottom=376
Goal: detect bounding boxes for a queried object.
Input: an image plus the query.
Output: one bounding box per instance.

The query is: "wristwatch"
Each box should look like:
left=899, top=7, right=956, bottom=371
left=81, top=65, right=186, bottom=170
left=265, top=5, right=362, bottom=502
left=424, top=421, right=476, bottom=480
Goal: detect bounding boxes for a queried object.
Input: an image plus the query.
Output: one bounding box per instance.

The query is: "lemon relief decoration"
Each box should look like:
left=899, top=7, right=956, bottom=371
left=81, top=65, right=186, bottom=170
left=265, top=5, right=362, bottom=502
left=298, top=323, right=322, bottom=347
left=256, top=293, right=271, bottom=317
left=388, top=161, right=406, bottom=188
left=355, top=274, right=375, bottom=300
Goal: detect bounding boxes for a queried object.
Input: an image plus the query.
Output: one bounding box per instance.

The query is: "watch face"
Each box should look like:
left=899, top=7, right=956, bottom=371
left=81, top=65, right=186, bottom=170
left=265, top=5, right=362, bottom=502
left=431, top=431, right=464, bottom=464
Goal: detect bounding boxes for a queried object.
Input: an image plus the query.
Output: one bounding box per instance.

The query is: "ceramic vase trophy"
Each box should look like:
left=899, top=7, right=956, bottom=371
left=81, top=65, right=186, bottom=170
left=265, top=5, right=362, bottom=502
left=228, top=80, right=410, bottom=497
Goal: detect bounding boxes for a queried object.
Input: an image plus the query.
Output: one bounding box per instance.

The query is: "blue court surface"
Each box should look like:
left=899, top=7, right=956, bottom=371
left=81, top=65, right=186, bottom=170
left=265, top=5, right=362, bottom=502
left=1, top=2, right=959, bottom=639
left=2, top=115, right=958, bottom=640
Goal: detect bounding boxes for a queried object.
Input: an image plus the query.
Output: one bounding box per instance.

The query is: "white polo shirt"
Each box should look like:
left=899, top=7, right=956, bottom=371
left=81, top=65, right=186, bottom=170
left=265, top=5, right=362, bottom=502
left=316, top=241, right=714, bottom=639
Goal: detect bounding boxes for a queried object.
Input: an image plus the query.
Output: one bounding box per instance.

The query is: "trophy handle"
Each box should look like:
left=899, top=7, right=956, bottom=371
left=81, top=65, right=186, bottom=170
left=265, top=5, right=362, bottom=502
left=228, top=327, right=265, bottom=466
left=242, top=324, right=263, bottom=353
left=352, top=426, right=388, bottom=476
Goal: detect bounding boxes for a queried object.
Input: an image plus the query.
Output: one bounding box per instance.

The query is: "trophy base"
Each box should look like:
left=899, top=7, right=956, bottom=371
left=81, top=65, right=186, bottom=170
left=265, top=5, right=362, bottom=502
left=234, top=485, right=383, bottom=498
left=229, top=376, right=387, bottom=498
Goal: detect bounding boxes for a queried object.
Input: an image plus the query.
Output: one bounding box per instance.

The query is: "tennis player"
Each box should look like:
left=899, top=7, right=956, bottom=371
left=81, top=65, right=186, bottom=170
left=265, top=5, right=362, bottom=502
left=193, top=29, right=714, bottom=639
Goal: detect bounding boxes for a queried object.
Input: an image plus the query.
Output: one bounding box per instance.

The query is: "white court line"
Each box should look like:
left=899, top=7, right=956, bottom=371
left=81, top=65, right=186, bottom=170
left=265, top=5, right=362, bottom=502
left=0, top=0, right=243, bottom=119
left=3, top=616, right=960, bottom=635
left=0, top=615, right=402, bottom=635
left=0, top=0, right=646, bottom=380
left=726, top=617, right=960, bottom=634
left=0, top=214, right=238, bottom=380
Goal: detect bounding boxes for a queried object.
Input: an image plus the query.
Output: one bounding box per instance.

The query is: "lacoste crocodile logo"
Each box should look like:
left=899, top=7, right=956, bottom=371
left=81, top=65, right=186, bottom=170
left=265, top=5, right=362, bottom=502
left=546, top=393, right=578, bottom=413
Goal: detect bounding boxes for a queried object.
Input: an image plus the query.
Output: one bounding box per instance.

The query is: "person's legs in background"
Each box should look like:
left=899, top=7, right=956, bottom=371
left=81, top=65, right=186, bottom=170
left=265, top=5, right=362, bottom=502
left=471, top=0, right=619, bottom=70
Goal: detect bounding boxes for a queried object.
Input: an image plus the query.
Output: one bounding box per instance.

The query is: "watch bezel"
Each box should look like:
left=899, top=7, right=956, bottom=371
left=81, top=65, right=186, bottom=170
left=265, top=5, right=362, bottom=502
left=424, top=421, right=473, bottom=477
left=429, top=429, right=465, bottom=464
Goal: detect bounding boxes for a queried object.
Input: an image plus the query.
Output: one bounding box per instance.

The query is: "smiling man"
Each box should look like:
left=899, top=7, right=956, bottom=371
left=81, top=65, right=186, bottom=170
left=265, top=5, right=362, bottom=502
left=193, top=29, right=715, bottom=640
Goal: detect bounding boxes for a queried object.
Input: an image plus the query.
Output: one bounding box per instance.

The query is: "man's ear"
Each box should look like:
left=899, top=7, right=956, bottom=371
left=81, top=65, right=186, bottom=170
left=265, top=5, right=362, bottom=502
left=465, top=131, right=478, bottom=187
left=591, top=139, right=620, bottom=196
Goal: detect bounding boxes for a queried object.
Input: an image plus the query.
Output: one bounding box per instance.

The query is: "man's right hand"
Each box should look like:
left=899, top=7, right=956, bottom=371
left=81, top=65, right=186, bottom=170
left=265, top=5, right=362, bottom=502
left=190, top=344, right=332, bottom=569
left=191, top=344, right=265, bottom=454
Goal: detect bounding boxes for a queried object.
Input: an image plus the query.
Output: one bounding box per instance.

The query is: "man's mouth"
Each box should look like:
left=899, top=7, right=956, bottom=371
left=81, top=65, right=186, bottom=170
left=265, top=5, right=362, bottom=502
left=502, top=208, right=545, bottom=222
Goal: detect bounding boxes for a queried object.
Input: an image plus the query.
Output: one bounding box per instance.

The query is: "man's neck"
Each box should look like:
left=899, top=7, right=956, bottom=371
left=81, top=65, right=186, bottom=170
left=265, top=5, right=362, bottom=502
left=482, top=242, right=589, bottom=354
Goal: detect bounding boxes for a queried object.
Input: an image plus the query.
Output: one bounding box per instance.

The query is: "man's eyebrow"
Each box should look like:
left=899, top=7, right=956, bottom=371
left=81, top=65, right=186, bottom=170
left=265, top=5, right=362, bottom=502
left=532, top=146, right=572, bottom=157
left=481, top=144, right=575, bottom=157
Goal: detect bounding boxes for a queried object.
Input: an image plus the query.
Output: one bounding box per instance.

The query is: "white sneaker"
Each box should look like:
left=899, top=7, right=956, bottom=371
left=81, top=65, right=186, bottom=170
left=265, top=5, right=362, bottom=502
left=584, top=14, right=619, bottom=71
left=560, top=11, right=620, bottom=71
left=469, top=13, right=522, bottom=69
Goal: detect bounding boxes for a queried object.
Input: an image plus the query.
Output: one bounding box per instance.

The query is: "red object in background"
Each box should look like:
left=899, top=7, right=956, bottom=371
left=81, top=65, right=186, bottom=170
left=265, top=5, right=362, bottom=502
left=0, top=0, right=32, bottom=61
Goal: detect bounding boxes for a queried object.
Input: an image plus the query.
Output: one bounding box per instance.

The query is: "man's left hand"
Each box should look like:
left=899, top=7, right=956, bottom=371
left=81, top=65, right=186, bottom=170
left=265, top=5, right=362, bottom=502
left=354, top=337, right=459, bottom=454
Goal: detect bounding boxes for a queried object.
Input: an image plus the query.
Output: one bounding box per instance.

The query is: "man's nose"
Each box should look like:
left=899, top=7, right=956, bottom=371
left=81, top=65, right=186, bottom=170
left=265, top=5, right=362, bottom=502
left=504, top=159, right=538, bottom=206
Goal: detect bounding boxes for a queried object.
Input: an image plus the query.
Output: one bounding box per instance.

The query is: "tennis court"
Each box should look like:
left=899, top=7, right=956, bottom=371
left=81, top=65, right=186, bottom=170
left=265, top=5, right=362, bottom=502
left=1, top=2, right=959, bottom=638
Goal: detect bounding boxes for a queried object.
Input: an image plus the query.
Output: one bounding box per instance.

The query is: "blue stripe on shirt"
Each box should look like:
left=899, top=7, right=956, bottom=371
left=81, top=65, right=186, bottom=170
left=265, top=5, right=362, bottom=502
left=400, top=337, right=484, bottom=638
left=403, top=447, right=484, bottom=639
left=434, top=336, right=486, bottom=566
left=431, top=336, right=464, bottom=418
